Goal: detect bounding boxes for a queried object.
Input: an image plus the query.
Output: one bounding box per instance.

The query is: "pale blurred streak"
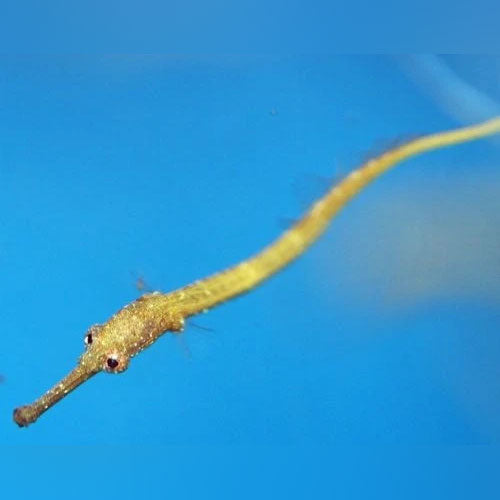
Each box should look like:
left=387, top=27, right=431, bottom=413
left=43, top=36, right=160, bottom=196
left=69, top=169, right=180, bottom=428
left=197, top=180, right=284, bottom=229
left=401, top=54, right=500, bottom=125
left=318, top=172, right=500, bottom=310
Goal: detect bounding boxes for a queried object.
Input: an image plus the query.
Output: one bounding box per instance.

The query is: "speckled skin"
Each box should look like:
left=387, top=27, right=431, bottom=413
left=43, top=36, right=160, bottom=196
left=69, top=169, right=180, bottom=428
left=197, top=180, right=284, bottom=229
left=14, top=117, right=500, bottom=427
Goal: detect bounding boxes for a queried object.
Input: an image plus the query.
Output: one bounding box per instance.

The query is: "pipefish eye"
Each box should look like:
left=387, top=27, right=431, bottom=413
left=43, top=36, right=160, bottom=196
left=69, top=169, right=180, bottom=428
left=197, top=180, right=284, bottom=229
left=84, top=324, right=102, bottom=347
left=107, top=357, right=119, bottom=369
left=104, top=353, right=129, bottom=373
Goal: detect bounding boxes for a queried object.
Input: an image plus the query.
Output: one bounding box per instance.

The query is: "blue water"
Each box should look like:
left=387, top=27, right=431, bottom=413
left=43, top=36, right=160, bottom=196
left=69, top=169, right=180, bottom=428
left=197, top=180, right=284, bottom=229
left=2, top=55, right=500, bottom=497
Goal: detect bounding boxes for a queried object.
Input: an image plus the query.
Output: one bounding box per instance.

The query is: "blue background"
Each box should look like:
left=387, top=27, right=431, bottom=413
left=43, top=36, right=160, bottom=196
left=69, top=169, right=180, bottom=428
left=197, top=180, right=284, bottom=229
left=1, top=55, right=500, bottom=497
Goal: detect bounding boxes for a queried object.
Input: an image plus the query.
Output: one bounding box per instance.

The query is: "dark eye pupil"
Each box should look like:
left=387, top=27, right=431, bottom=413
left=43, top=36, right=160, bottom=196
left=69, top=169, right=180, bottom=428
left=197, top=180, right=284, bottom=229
left=107, top=358, right=119, bottom=369
left=86, top=334, right=93, bottom=344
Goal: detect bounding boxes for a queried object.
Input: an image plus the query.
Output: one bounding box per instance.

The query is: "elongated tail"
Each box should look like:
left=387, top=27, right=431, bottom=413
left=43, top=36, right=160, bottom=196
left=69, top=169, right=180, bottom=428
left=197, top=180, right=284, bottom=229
left=173, top=117, right=500, bottom=316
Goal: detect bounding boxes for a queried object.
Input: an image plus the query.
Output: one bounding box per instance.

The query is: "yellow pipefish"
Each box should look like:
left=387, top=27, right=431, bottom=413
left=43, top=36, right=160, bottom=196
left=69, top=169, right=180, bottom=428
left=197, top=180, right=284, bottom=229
left=13, top=117, right=500, bottom=427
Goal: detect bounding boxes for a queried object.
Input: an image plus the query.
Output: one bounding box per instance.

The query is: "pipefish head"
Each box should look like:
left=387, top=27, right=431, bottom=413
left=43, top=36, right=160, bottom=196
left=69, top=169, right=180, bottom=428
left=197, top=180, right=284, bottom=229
left=13, top=293, right=179, bottom=427
left=13, top=322, right=132, bottom=428
left=82, top=323, right=131, bottom=374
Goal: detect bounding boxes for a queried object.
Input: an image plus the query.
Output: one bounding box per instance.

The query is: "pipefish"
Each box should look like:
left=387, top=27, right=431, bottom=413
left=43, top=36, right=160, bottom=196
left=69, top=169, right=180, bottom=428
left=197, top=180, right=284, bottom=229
left=13, top=117, right=500, bottom=427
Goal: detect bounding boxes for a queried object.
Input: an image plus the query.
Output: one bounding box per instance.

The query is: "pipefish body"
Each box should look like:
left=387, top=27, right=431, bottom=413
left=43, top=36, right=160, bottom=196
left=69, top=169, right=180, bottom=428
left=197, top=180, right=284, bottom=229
left=13, top=117, right=500, bottom=427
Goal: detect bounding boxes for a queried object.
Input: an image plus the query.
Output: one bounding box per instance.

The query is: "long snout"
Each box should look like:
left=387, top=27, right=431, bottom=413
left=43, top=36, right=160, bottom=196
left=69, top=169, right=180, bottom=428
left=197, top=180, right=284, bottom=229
left=14, top=365, right=98, bottom=427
